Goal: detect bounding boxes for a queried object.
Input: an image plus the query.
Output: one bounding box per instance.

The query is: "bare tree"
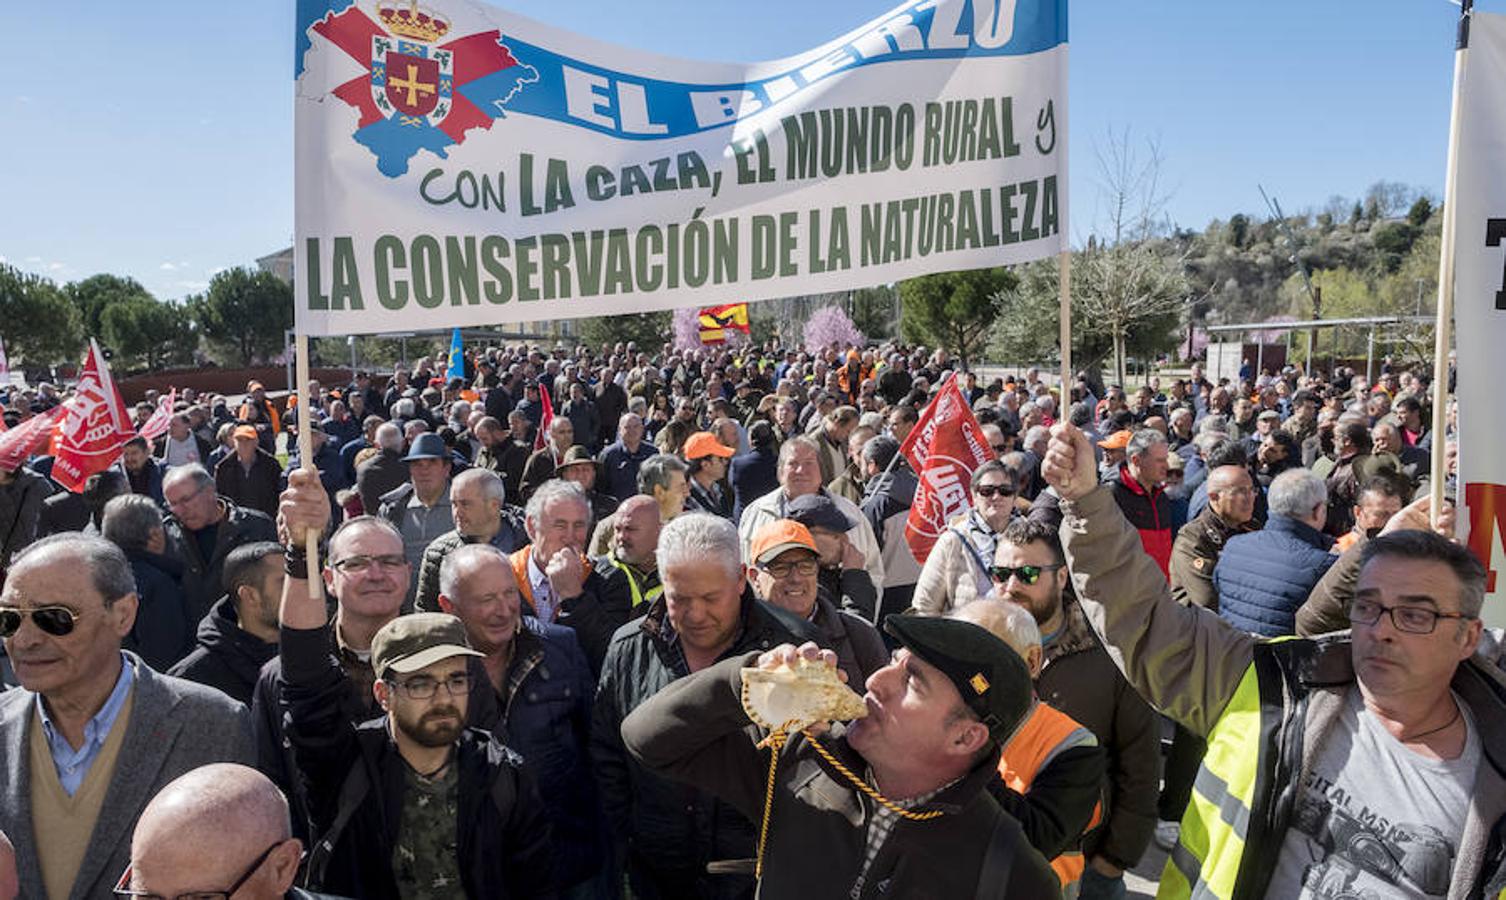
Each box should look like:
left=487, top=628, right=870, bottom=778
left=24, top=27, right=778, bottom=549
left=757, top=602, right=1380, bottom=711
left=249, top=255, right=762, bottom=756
left=1077, top=129, right=1191, bottom=385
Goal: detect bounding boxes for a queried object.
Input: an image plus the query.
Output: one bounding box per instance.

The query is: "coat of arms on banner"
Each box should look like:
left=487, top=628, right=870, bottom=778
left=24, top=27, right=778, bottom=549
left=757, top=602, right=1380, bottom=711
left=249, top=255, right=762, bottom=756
left=307, top=1, right=539, bottom=177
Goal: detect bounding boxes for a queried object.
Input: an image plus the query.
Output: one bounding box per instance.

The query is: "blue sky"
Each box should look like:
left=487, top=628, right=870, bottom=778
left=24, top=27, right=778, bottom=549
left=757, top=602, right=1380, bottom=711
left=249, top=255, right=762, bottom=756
left=0, top=0, right=1480, bottom=304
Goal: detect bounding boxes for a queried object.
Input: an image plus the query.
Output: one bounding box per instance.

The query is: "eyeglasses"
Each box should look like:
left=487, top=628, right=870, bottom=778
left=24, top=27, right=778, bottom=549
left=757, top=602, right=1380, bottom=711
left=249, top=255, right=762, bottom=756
left=387, top=672, right=472, bottom=700
left=760, top=559, right=820, bottom=578
left=990, top=444, right=1009, bottom=453
left=988, top=564, right=1064, bottom=586
left=0, top=606, right=83, bottom=639
left=114, top=839, right=284, bottom=899
left=1348, top=597, right=1474, bottom=635
left=164, top=483, right=211, bottom=510
left=330, top=554, right=409, bottom=575
left=975, top=485, right=1016, bottom=499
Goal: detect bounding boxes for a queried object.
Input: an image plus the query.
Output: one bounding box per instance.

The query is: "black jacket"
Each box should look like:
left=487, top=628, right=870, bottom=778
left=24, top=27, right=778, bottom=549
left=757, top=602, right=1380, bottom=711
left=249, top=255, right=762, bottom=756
left=567, top=555, right=657, bottom=676
left=728, top=448, right=777, bottom=524
left=467, top=618, right=602, bottom=890
left=280, top=625, right=556, bottom=899
left=166, top=499, right=278, bottom=623
left=687, top=478, right=734, bottom=520
left=0, top=467, right=51, bottom=571
left=214, top=449, right=284, bottom=519
left=621, top=653, right=1060, bottom=900
left=168, top=595, right=277, bottom=705
left=123, top=548, right=194, bottom=671
left=251, top=626, right=382, bottom=845
left=592, top=593, right=797, bottom=898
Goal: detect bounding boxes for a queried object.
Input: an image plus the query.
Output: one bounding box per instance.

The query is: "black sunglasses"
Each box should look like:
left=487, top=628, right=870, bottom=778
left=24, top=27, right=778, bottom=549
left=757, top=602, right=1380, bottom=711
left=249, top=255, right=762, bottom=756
left=0, top=606, right=82, bottom=639
left=988, top=563, right=1064, bottom=585
left=975, top=485, right=1016, bottom=498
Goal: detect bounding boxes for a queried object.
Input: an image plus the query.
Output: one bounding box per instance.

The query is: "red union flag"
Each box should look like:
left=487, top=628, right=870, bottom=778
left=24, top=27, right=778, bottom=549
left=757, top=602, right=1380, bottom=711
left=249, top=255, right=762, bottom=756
left=136, top=389, right=177, bottom=444
left=0, top=406, right=66, bottom=473
left=899, top=376, right=993, bottom=563
left=52, top=340, right=135, bottom=493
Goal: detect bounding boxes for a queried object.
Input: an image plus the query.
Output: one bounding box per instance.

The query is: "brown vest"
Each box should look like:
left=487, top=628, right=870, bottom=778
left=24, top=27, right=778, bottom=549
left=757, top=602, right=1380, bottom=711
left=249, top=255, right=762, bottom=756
left=29, top=689, right=136, bottom=900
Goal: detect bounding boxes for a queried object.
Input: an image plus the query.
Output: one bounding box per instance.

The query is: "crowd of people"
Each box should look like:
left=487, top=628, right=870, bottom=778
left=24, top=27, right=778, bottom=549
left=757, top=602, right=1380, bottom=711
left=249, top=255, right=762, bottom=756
left=0, top=334, right=1497, bottom=900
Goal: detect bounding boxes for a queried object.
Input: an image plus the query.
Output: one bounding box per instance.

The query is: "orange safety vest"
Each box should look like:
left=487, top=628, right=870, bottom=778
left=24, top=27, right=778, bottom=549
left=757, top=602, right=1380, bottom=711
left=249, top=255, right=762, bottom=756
left=509, top=546, right=594, bottom=622
left=999, top=701, right=1103, bottom=888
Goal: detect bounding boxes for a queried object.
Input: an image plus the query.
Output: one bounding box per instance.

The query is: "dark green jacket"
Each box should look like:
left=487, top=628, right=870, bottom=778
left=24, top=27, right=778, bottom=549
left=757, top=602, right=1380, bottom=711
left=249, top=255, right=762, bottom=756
left=621, top=653, right=1060, bottom=900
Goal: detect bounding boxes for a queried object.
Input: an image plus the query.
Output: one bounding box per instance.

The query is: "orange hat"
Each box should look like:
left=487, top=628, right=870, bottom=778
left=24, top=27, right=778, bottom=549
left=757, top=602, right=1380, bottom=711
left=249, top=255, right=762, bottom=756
left=1097, top=430, right=1132, bottom=450
left=683, top=431, right=735, bottom=460
left=748, top=520, right=818, bottom=565
left=233, top=425, right=258, bottom=440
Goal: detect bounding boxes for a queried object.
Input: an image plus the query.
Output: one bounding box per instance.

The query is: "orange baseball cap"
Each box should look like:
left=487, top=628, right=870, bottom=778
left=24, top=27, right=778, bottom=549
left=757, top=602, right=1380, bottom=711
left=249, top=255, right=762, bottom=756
left=749, top=520, right=818, bottom=565
left=1097, top=430, right=1132, bottom=450
left=233, top=425, right=258, bottom=440
left=683, top=431, right=735, bottom=460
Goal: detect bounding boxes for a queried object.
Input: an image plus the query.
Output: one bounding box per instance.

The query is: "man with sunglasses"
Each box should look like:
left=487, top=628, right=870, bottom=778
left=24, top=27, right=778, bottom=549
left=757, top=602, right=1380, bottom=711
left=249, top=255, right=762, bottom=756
left=277, top=468, right=554, bottom=897
left=990, top=518, right=1159, bottom=900
left=1042, top=421, right=1506, bottom=900
left=0, top=533, right=253, bottom=900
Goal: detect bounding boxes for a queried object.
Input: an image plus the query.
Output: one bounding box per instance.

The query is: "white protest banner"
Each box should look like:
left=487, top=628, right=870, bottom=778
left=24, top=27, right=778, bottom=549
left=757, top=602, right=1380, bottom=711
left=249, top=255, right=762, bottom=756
left=1454, top=12, right=1506, bottom=623
left=294, top=0, right=1068, bottom=335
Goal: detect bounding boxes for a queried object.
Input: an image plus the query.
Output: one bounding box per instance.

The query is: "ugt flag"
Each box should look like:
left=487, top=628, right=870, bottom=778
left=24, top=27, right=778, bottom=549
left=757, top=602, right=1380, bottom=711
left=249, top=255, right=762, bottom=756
left=0, top=406, right=66, bottom=473
left=52, top=340, right=135, bottom=493
left=699, top=303, right=751, bottom=344
left=136, top=389, right=178, bottom=444
left=899, top=375, right=992, bottom=563
left=295, top=0, right=1068, bottom=335
left=1453, top=11, right=1506, bottom=625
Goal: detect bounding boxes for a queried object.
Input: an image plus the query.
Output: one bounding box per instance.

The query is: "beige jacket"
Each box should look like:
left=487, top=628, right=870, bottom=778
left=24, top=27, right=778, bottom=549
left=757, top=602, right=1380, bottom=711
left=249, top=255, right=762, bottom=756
left=911, top=511, right=997, bottom=616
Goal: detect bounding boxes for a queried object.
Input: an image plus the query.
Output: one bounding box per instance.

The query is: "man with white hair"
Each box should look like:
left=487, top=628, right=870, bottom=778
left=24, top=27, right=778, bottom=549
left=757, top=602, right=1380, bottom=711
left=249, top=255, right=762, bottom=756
left=738, top=436, right=883, bottom=591
left=354, top=422, right=408, bottom=515
left=510, top=479, right=605, bottom=627
left=1213, top=467, right=1336, bottom=637
left=953, top=599, right=1106, bottom=894
left=592, top=512, right=797, bottom=899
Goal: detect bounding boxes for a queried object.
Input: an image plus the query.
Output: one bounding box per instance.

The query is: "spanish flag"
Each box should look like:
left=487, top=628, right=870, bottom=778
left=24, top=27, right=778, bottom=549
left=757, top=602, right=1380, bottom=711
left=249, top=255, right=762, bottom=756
left=698, top=303, right=750, bottom=344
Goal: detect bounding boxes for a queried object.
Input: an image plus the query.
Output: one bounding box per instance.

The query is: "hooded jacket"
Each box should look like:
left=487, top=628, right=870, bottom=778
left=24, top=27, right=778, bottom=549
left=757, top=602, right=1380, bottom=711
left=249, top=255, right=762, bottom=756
left=168, top=595, right=278, bottom=705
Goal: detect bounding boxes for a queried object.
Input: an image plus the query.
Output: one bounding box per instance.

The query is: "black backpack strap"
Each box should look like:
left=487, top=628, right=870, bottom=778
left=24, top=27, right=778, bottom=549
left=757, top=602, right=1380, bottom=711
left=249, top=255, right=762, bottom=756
left=973, top=815, right=1016, bottom=900
left=304, top=763, right=371, bottom=890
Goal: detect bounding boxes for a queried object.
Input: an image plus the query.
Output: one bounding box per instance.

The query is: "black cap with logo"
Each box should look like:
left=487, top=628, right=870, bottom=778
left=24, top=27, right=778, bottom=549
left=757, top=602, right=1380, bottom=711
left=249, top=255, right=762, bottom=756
left=883, top=615, right=1033, bottom=743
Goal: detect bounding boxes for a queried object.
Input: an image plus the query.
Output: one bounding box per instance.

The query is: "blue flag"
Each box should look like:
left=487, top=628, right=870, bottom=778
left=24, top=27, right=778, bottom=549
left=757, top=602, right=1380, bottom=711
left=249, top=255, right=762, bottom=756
left=446, top=328, right=464, bottom=381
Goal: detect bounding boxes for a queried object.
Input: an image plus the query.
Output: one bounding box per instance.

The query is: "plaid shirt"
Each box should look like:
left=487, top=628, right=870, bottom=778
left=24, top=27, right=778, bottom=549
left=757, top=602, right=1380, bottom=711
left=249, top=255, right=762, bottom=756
left=849, top=771, right=959, bottom=899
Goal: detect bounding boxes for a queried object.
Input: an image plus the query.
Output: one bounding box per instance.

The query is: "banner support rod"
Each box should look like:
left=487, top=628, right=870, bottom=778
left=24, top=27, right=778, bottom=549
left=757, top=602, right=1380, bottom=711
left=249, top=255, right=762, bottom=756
left=294, top=333, right=323, bottom=601
left=1058, top=250, right=1072, bottom=398
left=1428, top=0, right=1472, bottom=528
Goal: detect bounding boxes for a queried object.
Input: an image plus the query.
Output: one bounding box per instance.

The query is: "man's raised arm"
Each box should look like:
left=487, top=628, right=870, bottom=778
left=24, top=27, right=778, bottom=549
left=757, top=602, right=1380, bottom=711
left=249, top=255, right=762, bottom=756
left=1043, top=423, right=1254, bottom=737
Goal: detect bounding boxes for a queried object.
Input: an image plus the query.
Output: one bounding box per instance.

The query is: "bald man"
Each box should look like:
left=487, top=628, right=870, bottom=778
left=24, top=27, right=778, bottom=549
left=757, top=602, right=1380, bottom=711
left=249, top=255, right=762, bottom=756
left=123, top=763, right=315, bottom=899
left=569, top=495, right=662, bottom=674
